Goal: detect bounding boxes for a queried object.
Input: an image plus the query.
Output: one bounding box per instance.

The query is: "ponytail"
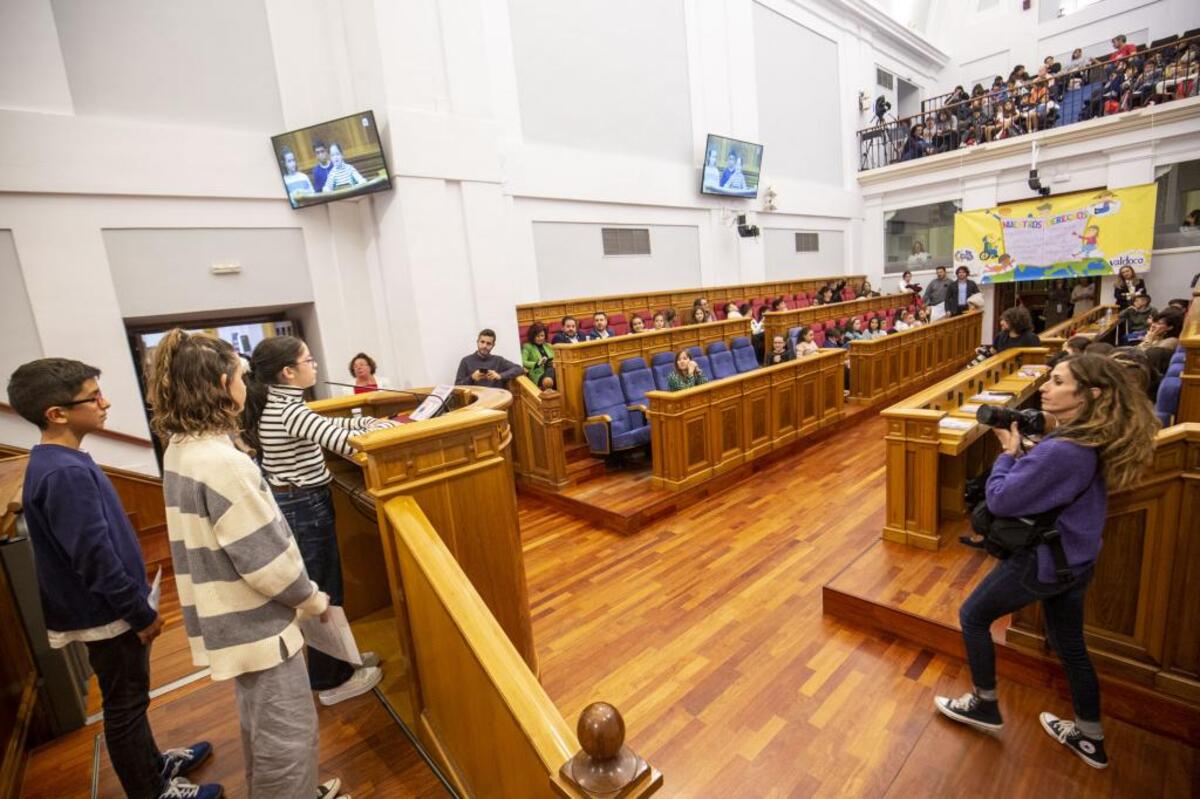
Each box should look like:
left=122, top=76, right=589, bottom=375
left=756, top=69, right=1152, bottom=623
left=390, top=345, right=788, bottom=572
left=242, top=335, right=305, bottom=453
left=145, top=329, right=241, bottom=441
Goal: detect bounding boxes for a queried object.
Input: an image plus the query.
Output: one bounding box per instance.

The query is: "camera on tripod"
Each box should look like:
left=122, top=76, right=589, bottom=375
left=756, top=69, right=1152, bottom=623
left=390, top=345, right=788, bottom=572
left=975, top=405, right=1045, bottom=437
left=873, top=96, right=891, bottom=124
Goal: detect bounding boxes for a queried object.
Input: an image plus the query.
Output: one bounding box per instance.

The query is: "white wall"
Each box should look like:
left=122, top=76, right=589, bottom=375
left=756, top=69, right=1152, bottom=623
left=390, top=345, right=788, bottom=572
left=0, top=231, right=43, bottom=390
left=532, top=223, right=702, bottom=301
left=763, top=228, right=846, bottom=279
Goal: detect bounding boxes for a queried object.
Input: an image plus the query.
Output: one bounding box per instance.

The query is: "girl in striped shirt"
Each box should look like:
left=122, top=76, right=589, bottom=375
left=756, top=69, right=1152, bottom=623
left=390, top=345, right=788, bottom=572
left=243, top=336, right=389, bottom=706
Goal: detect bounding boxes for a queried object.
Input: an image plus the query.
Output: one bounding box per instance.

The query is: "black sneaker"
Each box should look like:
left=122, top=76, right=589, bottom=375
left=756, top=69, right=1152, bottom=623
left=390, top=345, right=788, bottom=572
left=934, top=691, right=1004, bottom=731
left=1039, top=712, right=1108, bottom=769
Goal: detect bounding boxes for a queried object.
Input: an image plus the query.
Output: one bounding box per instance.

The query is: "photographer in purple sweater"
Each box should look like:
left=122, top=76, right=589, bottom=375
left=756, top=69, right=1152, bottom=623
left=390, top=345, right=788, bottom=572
left=934, top=354, right=1158, bottom=770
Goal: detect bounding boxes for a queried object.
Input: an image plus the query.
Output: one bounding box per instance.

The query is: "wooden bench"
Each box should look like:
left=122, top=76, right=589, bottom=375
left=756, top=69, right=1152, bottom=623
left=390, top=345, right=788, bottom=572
left=881, top=347, right=1051, bottom=550
left=644, top=348, right=844, bottom=491
left=847, top=311, right=982, bottom=403
left=762, top=293, right=916, bottom=349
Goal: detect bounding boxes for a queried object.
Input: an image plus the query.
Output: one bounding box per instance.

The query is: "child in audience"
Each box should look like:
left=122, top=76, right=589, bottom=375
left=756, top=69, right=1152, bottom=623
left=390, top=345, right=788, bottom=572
left=7, top=359, right=221, bottom=799
left=629, top=315, right=647, bottom=334
left=652, top=311, right=668, bottom=330
left=1118, top=293, right=1157, bottom=343
left=765, top=335, right=795, bottom=365
left=794, top=327, right=819, bottom=357
left=863, top=317, right=887, bottom=339
left=145, top=332, right=346, bottom=799
left=917, top=307, right=933, bottom=325
left=690, top=305, right=709, bottom=325
left=242, top=336, right=387, bottom=707
left=1065, top=335, right=1091, bottom=356
left=724, top=302, right=743, bottom=319
left=667, top=350, right=708, bottom=391
left=894, top=310, right=918, bottom=332
left=771, top=297, right=789, bottom=312
left=824, top=328, right=846, bottom=348
left=844, top=318, right=866, bottom=342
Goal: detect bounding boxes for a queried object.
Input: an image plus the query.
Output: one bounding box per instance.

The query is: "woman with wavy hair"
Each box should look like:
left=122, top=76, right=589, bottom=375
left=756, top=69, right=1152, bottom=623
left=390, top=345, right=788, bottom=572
left=934, top=354, right=1158, bottom=770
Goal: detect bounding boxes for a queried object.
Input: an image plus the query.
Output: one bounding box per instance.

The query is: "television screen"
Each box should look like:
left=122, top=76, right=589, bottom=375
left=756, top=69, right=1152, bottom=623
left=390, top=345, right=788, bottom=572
left=700, top=134, right=764, bottom=199
left=270, top=110, right=392, bottom=209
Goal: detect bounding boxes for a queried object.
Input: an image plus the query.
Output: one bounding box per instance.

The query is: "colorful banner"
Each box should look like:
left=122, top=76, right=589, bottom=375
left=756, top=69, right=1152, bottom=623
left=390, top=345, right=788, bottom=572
left=952, top=183, right=1157, bottom=284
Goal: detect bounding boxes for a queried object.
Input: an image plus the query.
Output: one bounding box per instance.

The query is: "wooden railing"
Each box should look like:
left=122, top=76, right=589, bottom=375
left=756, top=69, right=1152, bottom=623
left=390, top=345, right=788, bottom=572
left=553, top=318, right=752, bottom=436
left=0, top=456, right=38, bottom=799
left=881, top=347, right=1051, bottom=550
left=847, top=311, right=983, bottom=403
left=1039, top=303, right=1120, bottom=351
left=509, top=376, right=569, bottom=490
left=761, top=293, right=917, bottom=351
left=381, top=496, right=661, bottom=798
left=1179, top=290, right=1200, bottom=424
left=644, top=348, right=844, bottom=491
left=1007, top=423, right=1200, bottom=725
left=516, top=275, right=863, bottom=327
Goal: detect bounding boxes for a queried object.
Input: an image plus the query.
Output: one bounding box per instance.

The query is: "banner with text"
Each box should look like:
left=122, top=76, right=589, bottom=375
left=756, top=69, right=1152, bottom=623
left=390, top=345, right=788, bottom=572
left=952, top=183, right=1156, bottom=284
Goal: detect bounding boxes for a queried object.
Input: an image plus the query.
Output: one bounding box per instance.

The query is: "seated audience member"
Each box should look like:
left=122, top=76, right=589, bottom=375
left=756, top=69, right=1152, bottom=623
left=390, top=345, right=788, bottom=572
left=553, top=315, right=586, bottom=345
left=689, top=305, right=709, bottom=325
left=588, top=311, right=617, bottom=339
left=1118, top=293, right=1156, bottom=343
left=916, top=307, right=934, bottom=325
left=456, top=329, right=524, bottom=387
left=724, top=302, right=743, bottom=319
left=340, top=352, right=390, bottom=395
left=664, top=308, right=678, bottom=327
left=521, top=322, right=556, bottom=390
left=652, top=311, right=668, bottom=330
left=765, top=334, right=795, bottom=365
left=815, top=286, right=835, bottom=305
left=862, top=316, right=887, bottom=339
left=1065, top=335, right=1092, bottom=356
left=844, top=318, right=866, bottom=342
left=900, top=123, right=933, bottom=161
left=1085, top=341, right=1116, bottom=356
left=1166, top=297, right=1189, bottom=311
left=629, top=314, right=647, bottom=334
left=1109, top=33, right=1138, bottom=62
left=898, top=270, right=922, bottom=295
left=894, top=310, right=918, bottom=331
left=923, top=265, right=952, bottom=308
left=945, top=266, right=980, bottom=316
left=1137, top=308, right=1183, bottom=352
left=7, top=359, right=222, bottom=799
left=693, top=298, right=716, bottom=323
left=667, top=350, right=709, bottom=391
left=771, top=297, right=789, bottom=312
left=795, top=327, right=819, bottom=357
left=737, top=302, right=753, bottom=319
left=857, top=279, right=880, bottom=298
left=994, top=306, right=1040, bottom=351
left=824, top=328, right=846, bottom=348
left=1111, top=347, right=1157, bottom=397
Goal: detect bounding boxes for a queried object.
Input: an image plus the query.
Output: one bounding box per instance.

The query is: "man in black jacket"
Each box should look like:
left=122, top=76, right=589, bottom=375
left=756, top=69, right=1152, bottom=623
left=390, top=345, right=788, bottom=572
left=945, top=266, right=980, bottom=316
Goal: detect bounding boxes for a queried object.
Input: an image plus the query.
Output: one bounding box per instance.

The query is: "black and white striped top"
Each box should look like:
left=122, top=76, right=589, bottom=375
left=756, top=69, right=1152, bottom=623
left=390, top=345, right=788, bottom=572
left=258, top=385, right=372, bottom=488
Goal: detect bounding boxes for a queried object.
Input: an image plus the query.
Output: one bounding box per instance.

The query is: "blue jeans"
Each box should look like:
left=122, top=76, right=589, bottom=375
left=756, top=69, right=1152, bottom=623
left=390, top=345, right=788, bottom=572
left=273, top=485, right=356, bottom=691
left=959, top=549, right=1100, bottom=722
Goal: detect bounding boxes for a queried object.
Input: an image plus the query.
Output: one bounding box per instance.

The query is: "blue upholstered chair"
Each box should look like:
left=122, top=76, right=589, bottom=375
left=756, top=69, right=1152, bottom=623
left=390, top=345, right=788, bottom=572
left=582, top=363, right=651, bottom=456
left=707, top=341, right=737, bottom=380
left=730, top=337, right=758, bottom=373
left=686, top=346, right=712, bottom=381
left=651, top=352, right=676, bottom=390
left=619, top=357, right=657, bottom=424
left=1155, top=376, right=1181, bottom=427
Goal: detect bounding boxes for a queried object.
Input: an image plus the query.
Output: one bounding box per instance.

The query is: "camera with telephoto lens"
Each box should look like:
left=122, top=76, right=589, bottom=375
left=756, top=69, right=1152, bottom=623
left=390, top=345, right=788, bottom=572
left=975, top=405, right=1045, bottom=437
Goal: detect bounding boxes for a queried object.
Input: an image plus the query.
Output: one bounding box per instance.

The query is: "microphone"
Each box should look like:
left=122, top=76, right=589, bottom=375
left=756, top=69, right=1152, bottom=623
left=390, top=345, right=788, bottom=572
left=322, top=382, right=454, bottom=419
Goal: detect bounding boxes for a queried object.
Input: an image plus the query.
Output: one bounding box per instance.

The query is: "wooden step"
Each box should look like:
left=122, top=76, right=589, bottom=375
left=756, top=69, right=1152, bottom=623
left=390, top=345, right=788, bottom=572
left=564, top=441, right=593, bottom=465
left=566, top=456, right=607, bottom=485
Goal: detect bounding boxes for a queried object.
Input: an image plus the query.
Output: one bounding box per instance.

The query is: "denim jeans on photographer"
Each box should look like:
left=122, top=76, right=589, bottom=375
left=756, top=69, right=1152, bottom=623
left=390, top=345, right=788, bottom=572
left=272, top=484, right=356, bottom=691
left=959, top=549, right=1100, bottom=722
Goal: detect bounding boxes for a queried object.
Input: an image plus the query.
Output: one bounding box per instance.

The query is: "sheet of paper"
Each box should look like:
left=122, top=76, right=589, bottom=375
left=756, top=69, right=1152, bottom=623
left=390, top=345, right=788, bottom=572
left=148, top=567, right=163, bottom=611
left=958, top=403, right=982, bottom=414
left=299, top=606, right=363, bottom=666
left=969, top=391, right=1015, bottom=403
left=939, top=418, right=976, bottom=431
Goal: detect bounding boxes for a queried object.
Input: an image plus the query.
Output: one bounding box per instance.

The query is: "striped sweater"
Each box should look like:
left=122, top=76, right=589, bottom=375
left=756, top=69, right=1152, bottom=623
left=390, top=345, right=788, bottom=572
left=259, top=384, right=372, bottom=488
left=163, top=433, right=327, bottom=680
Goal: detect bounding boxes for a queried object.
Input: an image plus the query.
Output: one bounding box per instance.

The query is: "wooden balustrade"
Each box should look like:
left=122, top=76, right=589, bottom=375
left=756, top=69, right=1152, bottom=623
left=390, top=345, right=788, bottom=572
left=380, top=495, right=661, bottom=798
left=762, top=292, right=917, bottom=349
left=881, top=347, right=1050, bottom=550
left=553, top=318, right=752, bottom=436
left=1039, top=303, right=1120, bottom=352
left=847, top=311, right=982, bottom=403
left=1006, top=423, right=1200, bottom=723
left=516, top=275, right=863, bottom=327
left=644, top=348, right=844, bottom=491
left=510, top=376, right=569, bottom=490
left=1179, top=292, right=1200, bottom=424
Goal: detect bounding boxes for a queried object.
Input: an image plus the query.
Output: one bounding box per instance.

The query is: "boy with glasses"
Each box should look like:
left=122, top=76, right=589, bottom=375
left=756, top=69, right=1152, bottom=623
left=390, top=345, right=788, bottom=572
left=7, top=358, right=221, bottom=799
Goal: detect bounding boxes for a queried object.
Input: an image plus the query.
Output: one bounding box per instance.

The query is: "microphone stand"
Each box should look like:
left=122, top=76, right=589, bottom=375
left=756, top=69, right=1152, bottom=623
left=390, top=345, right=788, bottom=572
left=323, top=382, right=454, bottom=419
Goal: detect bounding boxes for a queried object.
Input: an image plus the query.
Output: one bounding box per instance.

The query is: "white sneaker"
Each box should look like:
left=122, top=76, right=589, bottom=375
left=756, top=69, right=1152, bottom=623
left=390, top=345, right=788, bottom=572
left=318, top=666, right=383, bottom=706
left=316, top=778, right=341, bottom=798
left=360, top=651, right=380, bottom=668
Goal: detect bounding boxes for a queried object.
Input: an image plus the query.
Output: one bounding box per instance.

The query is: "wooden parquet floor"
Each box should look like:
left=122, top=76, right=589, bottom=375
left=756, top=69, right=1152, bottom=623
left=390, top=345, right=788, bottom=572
left=520, top=413, right=1200, bottom=797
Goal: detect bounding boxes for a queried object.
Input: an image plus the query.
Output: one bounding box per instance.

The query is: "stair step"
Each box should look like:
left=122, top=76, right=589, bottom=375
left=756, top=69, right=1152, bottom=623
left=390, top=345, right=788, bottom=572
left=566, top=457, right=607, bottom=485
left=565, top=443, right=593, bottom=464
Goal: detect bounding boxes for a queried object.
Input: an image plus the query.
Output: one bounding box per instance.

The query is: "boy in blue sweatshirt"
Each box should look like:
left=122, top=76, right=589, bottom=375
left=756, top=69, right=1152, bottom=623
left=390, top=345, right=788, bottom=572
left=7, top=359, right=221, bottom=799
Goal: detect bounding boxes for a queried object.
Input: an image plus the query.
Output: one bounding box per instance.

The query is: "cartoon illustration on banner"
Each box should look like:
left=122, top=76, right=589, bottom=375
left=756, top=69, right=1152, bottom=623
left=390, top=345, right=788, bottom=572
left=952, top=183, right=1156, bottom=284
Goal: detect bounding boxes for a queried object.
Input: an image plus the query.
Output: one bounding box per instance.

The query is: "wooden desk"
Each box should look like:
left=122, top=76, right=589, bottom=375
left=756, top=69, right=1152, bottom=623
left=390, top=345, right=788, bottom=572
left=1179, top=294, right=1200, bottom=424
left=762, top=293, right=916, bottom=350
left=644, top=349, right=844, bottom=491
left=881, top=347, right=1050, bottom=550
left=1039, top=304, right=1119, bottom=351
left=847, top=311, right=982, bottom=403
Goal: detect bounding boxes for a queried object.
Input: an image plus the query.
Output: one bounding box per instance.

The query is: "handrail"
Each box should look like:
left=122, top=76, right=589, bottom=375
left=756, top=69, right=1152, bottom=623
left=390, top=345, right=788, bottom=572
left=762, top=292, right=915, bottom=348
left=0, top=401, right=155, bottom=448
left=1039, top=303, right=1119, bottom=349
left=847, top=310, right=983, bottom=402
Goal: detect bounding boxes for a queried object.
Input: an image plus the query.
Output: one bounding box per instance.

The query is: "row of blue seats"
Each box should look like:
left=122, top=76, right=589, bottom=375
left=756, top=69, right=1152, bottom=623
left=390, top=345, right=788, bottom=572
left=1155, top=345, right=1185, bottom=426
left=581, top=337, right=760, bottom=455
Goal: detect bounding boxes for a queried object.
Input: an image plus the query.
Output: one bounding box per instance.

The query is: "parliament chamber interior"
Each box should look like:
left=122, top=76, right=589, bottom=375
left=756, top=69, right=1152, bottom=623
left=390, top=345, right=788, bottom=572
left=2, top=1, right=1199, bottom=797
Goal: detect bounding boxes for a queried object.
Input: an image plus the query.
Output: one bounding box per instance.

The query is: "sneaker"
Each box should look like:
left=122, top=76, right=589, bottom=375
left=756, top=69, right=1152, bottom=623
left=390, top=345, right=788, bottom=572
left=317, top=778, right=342, bottom=798
left=318, top=666, right=383, bottom=706
left=360, top=651, right=380, bottom=669
left=161, top=741, right=213, bottom=780
left=1039, top=712, right=1108, bottom=769
left=160, top=777, right=223, bottom=799
left=934, top=691, right=1004, bottom=731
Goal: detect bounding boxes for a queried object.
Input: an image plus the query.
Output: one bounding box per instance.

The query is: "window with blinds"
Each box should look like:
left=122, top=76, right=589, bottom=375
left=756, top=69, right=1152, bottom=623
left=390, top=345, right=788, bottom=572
left=795, top=232, right=820, bottom=253
left=601, top=227, right=651, bottom=256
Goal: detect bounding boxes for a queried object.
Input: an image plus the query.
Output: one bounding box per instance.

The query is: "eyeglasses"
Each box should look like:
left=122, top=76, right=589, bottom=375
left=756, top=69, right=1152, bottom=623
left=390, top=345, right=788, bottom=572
left=294, top=357, right=317, bottom=367
left=59, top=391, right=104, bottom=407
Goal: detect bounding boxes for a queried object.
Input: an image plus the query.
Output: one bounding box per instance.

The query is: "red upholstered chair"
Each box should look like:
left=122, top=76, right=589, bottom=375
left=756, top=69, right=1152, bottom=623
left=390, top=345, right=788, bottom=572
left=519, top=324, right=530, bottom=341
left=579, top=316, right=595, bottom=335
left=865, top=311, right=876, bottom=321
left=810, top=321, right=824, bottom=332
left=797, top=297, right=811, bottom=308
left=547, top=321, right=562, bottom=339
left=813, top=330, right=827, bottom=346
left=837, top=317, right=849, bottom=329
left=607, top=312, right=628, bottom=336
left=714, top=304, right=727, bottom=320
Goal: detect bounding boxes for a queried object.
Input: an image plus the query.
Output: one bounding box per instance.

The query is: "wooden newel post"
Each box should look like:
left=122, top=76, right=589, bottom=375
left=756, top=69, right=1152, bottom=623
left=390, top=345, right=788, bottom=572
left=557, top=702, right=662, bottom=797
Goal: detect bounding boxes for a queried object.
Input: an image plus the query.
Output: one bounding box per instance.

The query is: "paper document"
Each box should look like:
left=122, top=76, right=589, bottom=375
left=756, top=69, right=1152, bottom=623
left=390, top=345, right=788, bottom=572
left=299, top=606, right=363, bottom=666
left=410, top=384, right=454, bottom=422
left=958, top=403, right=982, bottom=414
left=939, top=418, right=977, bottom=431
left=148, top=567, right=163, bottom=611
left=970, top=391, right=1015, bottom=403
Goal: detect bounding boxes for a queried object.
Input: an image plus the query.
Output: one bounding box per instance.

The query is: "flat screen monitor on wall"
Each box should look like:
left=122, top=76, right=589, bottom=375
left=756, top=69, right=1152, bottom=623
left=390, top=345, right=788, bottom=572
left=270, top=111, right=392, bottom=209
left=700, top=134, right=764, bottom=199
